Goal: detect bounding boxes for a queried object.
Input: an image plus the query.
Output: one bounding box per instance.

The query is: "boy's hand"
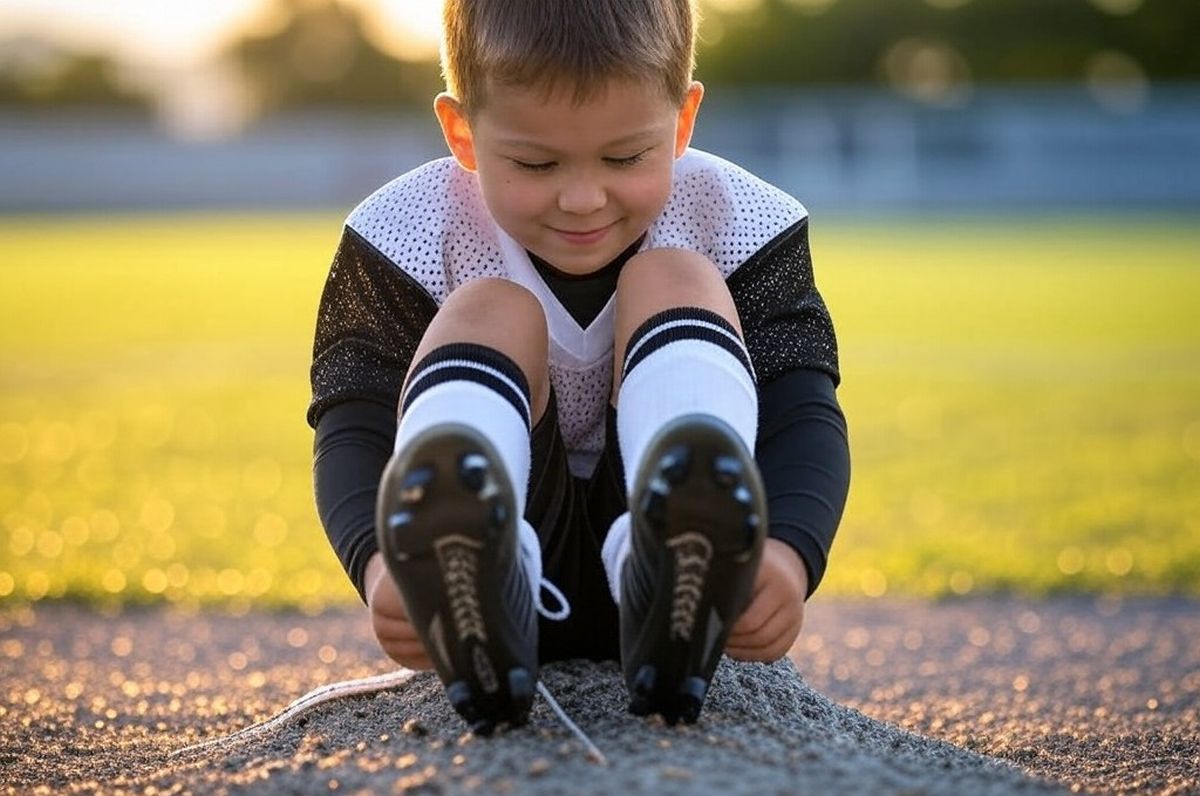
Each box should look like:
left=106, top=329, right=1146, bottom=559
left=364, top=552, right=433, bottom=671
left=725, top=539, right=809, bottom=662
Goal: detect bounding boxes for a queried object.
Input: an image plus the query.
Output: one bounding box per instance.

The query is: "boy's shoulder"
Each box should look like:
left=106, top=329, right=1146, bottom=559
left=650, top=149, right=808, bottom=277
left=345, top=157, right=505, bottom=302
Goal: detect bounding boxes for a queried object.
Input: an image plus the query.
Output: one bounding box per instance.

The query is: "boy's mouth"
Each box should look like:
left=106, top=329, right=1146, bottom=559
left=552, top=221, right=616, bottom=245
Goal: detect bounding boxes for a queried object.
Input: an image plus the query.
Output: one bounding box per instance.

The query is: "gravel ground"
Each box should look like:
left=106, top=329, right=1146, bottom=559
left=1, top=595, right=1196, bottom=795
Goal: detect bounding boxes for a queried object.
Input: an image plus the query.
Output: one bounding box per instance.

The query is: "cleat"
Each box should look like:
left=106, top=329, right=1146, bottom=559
left=744, top=514, right=761, bottom=549
left=489, top=499, right=509, bottom=529
left=399, top=467, right=435, bottom=503
left=458, top=453, right=490, bottom=492
left=508, top=668, right=534, bottom=717
left=619, top=414, right=767, bottom=725
left=677, top=677, right=707, bottom=724
left=376, top=424, right=539, bottom=734
left=447, top=681, right=475, bottom=719
left=628, top=665, right=657, bottom=715
left=660, top=446, right=691, bottom=485
left=640, top=479, right=669, bottom=526
left=712, top=455, right=742, bottom=487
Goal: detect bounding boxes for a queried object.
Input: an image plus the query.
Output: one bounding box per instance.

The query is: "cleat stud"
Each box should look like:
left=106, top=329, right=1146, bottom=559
left=508, top=668, right=534, bottom=715
left=732, top=485, right=753, bottom=506
left=446, top=681, right=476, bottom=719
left=712, top=455, right=743, bottom=487
left=387, top=511, right=413, bottom=532
left=399, top=467, right=434, bottom=503
left=640, top=480, right=669, bottom=526
left=677, top=677, right=707, bottom=724
left=744, top=514, right=761, bottom=547
left=632, top=664, right=657, bottom=697
left=458, top=453, right=490, bottom=492
left=489, top=500, right=509, bottom=529
left=660, top=446, right=691, bottom=485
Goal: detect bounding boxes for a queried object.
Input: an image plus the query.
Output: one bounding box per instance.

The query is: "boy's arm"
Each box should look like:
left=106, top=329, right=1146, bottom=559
left=313, top=399, right=394, bottom=602
left=726, top=216, right=848, bottom=595
left=309, top=225, right=438, bottom=601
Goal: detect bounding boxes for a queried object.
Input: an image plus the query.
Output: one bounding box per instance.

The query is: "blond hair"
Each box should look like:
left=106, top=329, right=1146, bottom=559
left=441, top=0, right=697, bottom=114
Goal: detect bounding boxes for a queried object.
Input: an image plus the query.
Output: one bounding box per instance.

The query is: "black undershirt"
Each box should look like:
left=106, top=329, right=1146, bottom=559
left=527, top=235, right=643, bottom=328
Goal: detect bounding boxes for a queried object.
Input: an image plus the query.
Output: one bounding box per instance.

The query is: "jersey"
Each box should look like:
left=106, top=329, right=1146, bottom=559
left=308, top=148, right=839, bottom=476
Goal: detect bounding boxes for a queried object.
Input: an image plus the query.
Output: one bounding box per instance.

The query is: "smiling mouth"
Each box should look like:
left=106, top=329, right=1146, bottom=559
left=551, top=222, right=619, bottom=245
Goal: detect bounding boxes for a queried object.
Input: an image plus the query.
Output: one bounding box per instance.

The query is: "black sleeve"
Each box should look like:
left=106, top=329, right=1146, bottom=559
left=308, top=225, right=439, bottom=600
left=755, top=369, right=850, bottom=597
left=314, top=400, right=395, bottom=602
left=726, top=217, right=839, bottom=386
left=727, top=216, right=847, bottom=595
left=307, top=225, right=439, bottom=429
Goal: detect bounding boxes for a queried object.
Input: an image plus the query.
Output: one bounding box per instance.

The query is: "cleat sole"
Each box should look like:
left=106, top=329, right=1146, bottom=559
left=376, top=424, right=538, bottom=733
left=620, top=415, right=768, bottom=725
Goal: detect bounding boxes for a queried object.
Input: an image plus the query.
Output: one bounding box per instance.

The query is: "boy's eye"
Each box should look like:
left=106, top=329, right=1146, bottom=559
left=605, top=148, right=652, bottom=167
left=512, top=159, right=556, bottom=172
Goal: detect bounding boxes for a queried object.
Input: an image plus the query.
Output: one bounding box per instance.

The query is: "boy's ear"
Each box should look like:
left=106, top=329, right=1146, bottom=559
left=434, top=93, right=478, bottom=171
left=673, top=81, right=705, bottom=158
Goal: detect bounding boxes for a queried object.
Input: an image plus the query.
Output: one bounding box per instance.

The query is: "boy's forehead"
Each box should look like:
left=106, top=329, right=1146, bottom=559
left=473, top=77, right=678, bottom=146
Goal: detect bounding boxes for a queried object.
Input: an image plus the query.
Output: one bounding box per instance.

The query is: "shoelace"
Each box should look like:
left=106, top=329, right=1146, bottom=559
left=518, top=519, right=571, bottom=622
left=168, top=668, right=607, bottom=765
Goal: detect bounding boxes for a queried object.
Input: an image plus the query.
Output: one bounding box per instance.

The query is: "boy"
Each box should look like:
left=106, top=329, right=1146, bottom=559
left=309, top=0, right=849, bottom=733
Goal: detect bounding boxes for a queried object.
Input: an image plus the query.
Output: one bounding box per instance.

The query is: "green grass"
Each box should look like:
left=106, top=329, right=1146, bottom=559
left=1, top=213, right=1198, bottom=609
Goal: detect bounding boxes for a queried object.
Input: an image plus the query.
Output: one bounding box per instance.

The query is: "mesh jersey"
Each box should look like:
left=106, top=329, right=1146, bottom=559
left=308, top=148, right=839, bottom=476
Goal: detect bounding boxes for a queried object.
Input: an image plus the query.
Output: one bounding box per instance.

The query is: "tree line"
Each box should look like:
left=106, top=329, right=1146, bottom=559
left=2, top=0, right=1196, bottom=114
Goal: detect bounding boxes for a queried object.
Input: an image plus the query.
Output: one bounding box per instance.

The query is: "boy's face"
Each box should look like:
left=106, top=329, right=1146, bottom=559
left=435, top=78, right=703, bottom=276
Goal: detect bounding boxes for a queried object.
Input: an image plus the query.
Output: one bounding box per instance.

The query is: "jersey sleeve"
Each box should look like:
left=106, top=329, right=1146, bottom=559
left=307, top=225, right=439, bottom=428
left=726, top=217, right=839, bottom=387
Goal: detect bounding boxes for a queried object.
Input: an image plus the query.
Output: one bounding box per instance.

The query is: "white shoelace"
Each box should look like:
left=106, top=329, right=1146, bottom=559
left=518, top=519, right=571, bottom=621
left=168, top=668, right=606, bottom=765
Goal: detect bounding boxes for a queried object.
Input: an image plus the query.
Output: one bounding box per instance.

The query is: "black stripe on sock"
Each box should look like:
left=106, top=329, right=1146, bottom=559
left=401, top=343, right=532, bottom=429
left=623, top=307, right=754, bottom=382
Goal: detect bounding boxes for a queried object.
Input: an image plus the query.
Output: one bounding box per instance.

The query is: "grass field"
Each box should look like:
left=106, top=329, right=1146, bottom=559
left=1, top=213, right=1198, bottom=609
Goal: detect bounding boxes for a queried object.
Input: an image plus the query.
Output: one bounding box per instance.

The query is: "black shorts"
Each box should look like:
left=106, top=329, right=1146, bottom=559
left=525, top=391, right=626, bottom=663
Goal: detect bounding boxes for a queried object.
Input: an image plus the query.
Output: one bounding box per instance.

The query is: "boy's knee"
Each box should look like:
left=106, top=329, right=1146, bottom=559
left=444, top=277, right=544, bottom=323
left=617, top=248, right=723, bottom=297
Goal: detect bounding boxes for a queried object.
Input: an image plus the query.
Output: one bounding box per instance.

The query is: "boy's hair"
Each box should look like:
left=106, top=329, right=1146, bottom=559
left=441, top=0, right=697, bottom=114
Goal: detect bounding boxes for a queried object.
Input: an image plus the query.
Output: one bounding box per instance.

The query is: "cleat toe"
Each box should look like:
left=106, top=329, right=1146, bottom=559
left=489, top=499, right=509, bottom=529
left=387, top=511, right=412, bottom=532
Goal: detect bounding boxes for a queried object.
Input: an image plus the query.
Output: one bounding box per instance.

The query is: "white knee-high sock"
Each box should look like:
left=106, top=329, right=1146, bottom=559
left=601, top=307, right=758, bottom=604
left=397, top=343, right=567, bottom=619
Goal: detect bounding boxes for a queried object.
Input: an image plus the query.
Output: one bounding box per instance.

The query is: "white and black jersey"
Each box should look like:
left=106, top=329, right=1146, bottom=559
left=310, top=148, right=849, bottom=603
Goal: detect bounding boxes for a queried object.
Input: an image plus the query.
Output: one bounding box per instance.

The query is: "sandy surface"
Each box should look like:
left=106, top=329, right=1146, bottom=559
left=1, top=595, right=1196, bottom=795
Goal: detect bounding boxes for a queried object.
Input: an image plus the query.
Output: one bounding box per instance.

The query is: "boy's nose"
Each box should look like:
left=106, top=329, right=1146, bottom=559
left=557, top=180, right=607, bottom=216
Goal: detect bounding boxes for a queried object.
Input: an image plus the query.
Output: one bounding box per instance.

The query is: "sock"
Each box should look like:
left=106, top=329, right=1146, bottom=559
left=601, top=307, right=759, bottom=604
left=397, top=342, right=570, bottom=618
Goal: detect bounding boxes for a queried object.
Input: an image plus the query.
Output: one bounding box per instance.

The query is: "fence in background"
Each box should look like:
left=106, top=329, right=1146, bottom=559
left=3, top=85, right=1198, bottom=214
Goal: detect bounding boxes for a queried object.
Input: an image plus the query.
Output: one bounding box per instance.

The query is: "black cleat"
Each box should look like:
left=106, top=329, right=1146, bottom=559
left=619, top=414, right=767, bottom=724
left=376, top=424, right=538, bottom=733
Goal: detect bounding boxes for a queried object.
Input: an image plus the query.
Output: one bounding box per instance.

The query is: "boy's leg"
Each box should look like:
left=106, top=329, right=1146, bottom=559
left=371, top=277, right=551, bottom=734
left=603, top=248, right=767, bottom=723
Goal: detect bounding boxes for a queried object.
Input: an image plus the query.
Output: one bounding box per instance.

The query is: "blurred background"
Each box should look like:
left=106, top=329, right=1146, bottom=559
left=1, top=0, right=1197, bottom=612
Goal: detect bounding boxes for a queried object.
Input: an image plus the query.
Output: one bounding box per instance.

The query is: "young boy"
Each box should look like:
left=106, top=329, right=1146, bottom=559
left=309, top=0, right=849, bottom=733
